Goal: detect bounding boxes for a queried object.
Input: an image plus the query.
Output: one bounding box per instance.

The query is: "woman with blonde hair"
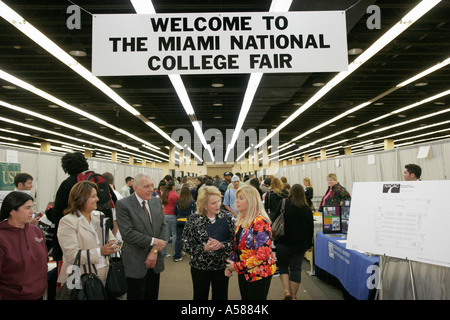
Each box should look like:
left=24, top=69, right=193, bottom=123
left=182, top=186, right=235, bottom=300
left=225, top=185, right=276, bottom=300
left=318, top=173, right=351, bottom=213
left=264, top=177, right=288, bottom=220
left=303, top=177, right=314, bottom=209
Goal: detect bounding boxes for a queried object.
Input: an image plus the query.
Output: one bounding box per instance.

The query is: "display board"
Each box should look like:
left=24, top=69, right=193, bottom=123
left=346, top=181, right=450, bottom=268
left=322, top=206, right=341, bottom=234
left=341, top=206, right=350, bottom=234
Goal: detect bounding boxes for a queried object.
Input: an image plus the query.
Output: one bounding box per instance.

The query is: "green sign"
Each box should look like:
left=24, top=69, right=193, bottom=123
left=0, top=162, right=21, bottom=191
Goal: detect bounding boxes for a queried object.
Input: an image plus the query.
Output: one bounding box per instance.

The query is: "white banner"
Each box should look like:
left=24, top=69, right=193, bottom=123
left=92, top=11, right=348, bottom=76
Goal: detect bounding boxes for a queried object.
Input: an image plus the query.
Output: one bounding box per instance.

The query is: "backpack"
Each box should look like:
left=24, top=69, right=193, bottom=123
left=77, top=170, right=115, bottom=230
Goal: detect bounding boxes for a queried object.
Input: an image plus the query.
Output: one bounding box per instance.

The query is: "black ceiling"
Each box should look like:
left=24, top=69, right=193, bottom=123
left=0, top=0, right=449, bottom=163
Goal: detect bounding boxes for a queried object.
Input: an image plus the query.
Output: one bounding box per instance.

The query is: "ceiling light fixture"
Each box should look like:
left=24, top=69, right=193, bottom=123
left=225, top=72, right=263, bottom=162
left=211, top=78, right=224, bottom=88
left=348, top=48, right=363, bottom=55
left=226, top=0, right=293, bottom=162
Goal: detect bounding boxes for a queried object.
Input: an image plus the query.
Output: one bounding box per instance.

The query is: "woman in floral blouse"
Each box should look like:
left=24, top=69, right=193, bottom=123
left=318, top=173, right=351, bottom=212
left=225, top=185, right=276, bottom=300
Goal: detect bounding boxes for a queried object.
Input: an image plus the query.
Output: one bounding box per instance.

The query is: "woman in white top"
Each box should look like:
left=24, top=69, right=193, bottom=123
left=57, top=181, right=119, bottom=287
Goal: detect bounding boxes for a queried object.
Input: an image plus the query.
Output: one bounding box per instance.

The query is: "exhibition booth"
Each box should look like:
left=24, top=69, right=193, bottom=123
left=280, top=138, right=450, bottom=300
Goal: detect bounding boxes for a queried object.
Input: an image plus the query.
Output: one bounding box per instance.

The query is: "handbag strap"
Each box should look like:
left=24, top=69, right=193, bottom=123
left=84, top=249, right=99, bottom=275
left=281, top=198, right=286, bottom=213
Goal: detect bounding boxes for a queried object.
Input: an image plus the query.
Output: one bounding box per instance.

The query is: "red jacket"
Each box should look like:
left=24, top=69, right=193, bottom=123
left=163, top=190, right=179, bottom=215
left=0, top=221, right=48, bottom=300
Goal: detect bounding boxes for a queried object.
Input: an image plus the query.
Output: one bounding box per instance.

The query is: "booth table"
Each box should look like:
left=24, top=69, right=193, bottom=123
left=315, top=231, right=379, bottom=300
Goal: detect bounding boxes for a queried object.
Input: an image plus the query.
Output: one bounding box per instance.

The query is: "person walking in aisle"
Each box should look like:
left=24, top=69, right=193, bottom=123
left=182, top=186, right=235, bottom=300
left=225, top=185, right=276, bottom=300
left=115, top=173, right=167, bottom=300
left=223, top=175, right=240, bottom=217
left=174, top=184, right=196, bottom=262
left=161, top=180, right=179, bottom=258
left=271, top=184, right=314, bottom=300
left=57, top=181, right=119, bottom=288
left=0, top=191, right=48, bottom=300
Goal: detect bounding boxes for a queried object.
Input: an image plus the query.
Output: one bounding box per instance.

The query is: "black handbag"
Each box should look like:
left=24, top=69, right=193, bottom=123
left=73, top=249, right=108, bottom=300
left=56, top=249, right=107, bottom=300
left=100, top=214, right=127, bottom=298
left=272, top=199, right=286, bottom=241
left=105, top=253, right=127, bottom=298
left=55, top=250, right=82, bottom=300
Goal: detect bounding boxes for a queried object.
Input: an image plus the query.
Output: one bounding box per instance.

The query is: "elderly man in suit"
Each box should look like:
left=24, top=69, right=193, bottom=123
left=116, top=173, right=167, bottom=300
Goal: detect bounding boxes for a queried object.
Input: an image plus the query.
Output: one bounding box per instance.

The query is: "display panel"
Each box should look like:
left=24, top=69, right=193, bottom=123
left=322, top=206, right=341, bottom=234
left=341, top=206, right=350, bottom=234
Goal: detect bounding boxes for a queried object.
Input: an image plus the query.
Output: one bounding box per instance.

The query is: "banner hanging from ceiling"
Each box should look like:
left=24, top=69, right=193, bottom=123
left=92, top=11, right=348, bottom=76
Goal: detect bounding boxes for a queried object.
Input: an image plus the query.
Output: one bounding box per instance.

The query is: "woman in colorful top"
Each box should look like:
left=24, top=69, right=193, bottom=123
left=225, top=185, right=276, bottom=300
left=318, top=173, right=351, bottom=212
left=182, top=186, right=235, bottom=300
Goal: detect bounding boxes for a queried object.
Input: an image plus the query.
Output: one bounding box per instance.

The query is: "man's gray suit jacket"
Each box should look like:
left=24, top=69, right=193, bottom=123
left=116, top=194, right=166, bottom=278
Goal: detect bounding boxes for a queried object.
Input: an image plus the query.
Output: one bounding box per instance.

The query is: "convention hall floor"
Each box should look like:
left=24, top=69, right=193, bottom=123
left=158, top=243, right=344, bottom=300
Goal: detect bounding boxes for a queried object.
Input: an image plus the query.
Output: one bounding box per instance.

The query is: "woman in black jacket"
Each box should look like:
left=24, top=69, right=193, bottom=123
left=264, top=177, right=288, bottom=221
left=174, top=184, right=196, bottom=262
left=271, top=184, right=314, bottom=300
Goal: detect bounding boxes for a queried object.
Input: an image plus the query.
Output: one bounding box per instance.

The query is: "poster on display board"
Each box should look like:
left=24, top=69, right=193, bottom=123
left=92, top=11, right=348, bottom=76
left=346, top=180, right=450, bottom=268
left=0, top=162, right=21, bottom=208
left=322, top=206, right=342, bottom=234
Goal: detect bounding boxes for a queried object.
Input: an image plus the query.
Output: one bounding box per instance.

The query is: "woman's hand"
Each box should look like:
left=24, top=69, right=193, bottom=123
left=100, top=240, right=120, bottom=256
left=204, top=238, right=223, bottom=252
left=225, top=259, right=235, bottom=277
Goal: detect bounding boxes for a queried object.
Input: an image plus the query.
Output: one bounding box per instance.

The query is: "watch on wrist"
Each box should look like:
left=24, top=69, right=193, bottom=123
left=151, top=248, right=158, bottom=254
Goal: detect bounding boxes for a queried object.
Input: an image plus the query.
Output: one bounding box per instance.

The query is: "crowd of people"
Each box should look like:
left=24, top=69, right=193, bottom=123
left=0, top=150, right=424, bottom=301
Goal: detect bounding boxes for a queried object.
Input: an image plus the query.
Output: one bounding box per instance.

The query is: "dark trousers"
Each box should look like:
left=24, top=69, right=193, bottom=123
left=238, top=274, right=272, bottom=300
left=275, top=242, right=306, bottom=283
left=174, top=220, right=186, bottom=259
left=190, top=267, right=229, bottom=300
left=126, top=268, right=160, bottom=300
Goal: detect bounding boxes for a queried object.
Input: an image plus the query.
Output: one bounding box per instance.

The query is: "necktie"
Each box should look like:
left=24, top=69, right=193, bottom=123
left=142, top=201, right=152, bottom=226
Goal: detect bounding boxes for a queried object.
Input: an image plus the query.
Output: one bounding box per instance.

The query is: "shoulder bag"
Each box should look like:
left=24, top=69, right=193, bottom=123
left=56, top=250, right=108, bottom=300
left=100, top=214, right=127, bottom=299
left=74, top=249, right=108, bottom=300
left=271, top=199, right=286, bottom=241
left=105, top=252, right=127, bottom=298
left=55, top=250, right=82, bottom=300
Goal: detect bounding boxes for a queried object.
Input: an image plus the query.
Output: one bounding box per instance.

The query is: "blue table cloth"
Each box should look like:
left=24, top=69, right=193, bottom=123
left=315, top=231, right=379, bottom=300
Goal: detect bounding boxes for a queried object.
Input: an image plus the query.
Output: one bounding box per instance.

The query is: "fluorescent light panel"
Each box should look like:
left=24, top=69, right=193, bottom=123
left=0, top=99, right=168, bottom=161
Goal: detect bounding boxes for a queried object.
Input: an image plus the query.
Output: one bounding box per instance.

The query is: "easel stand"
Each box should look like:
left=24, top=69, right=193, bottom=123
left=375, top=255, right=417, bottom=300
